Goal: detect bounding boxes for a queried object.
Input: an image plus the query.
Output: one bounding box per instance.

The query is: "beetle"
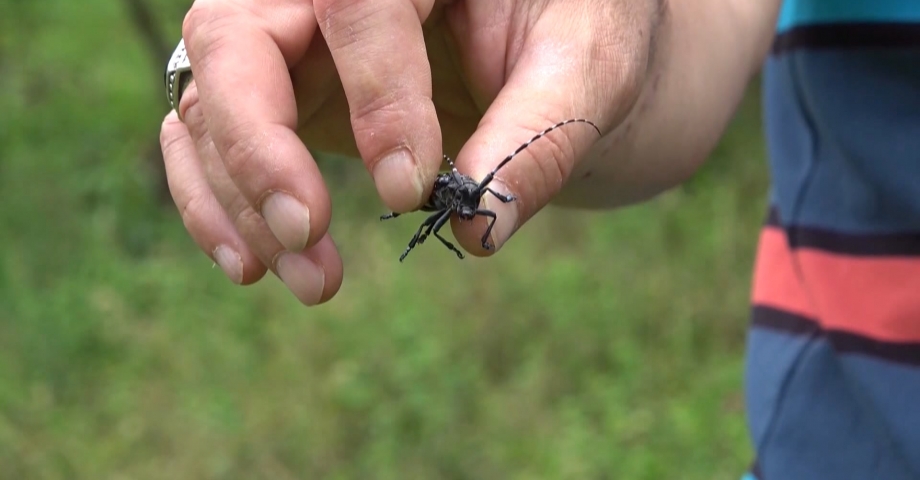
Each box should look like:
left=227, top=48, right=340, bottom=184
left=380, top=118, right=602, bottom=262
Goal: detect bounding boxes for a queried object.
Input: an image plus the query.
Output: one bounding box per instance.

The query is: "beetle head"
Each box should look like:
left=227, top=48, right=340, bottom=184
left=455, top=183, right=480, bottom=219
left=457, top=205, right=476, bottom=220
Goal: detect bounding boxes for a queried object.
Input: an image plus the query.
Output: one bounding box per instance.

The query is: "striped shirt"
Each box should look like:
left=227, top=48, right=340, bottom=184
left=743, top=1, right=920, bottom=479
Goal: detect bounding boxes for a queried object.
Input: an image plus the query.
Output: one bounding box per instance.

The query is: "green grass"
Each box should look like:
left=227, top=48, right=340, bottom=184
left=0, top=1, right=771, bottom=478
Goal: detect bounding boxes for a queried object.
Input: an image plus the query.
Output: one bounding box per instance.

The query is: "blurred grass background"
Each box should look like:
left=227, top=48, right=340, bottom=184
left=0, top=0, right=771, bottom=478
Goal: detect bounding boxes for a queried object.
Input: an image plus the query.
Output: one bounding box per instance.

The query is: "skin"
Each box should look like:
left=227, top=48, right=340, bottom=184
left=159, top=0, right=782, bottom=306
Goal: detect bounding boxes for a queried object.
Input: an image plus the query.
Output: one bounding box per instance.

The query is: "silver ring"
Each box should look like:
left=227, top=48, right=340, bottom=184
left=164, top=39, right=193, bottom=121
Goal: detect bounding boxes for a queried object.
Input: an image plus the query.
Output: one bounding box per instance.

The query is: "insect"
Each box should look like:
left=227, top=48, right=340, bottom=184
left=380, top=118, right=602, bottom=262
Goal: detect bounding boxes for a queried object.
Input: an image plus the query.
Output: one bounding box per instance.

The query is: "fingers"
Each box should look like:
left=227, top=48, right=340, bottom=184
left=180, top=102, right=344, bottom=306
left=161, top=111, right=267, bottom=285
left=181, top=0, right=331, bottom=253
left=451, top=1, right=654, bottom=256
left=313, top=0, right=442, bottom=213
left=278, top=233, right=344, bottom=306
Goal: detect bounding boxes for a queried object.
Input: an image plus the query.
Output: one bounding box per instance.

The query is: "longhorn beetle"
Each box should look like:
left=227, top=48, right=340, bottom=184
left=380, top=118, right=602, bottom=262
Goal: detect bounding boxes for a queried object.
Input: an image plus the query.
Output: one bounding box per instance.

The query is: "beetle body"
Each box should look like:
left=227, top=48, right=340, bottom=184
left=380, top=118, right=602, bottom=262
left=422, top=171, right=482, bottom=220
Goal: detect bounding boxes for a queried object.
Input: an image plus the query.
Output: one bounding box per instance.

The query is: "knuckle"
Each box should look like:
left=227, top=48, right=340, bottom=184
left=490, top=117, right=582, bottom=208
left=181, top=2, right=219, bottom=43
left=218, top=122, right=262, bottom=180
left=182, top=2, right=240, bottom=68
left=522, top=117, right=578, bottom=180
left=349, top=89, right=403, bottom=131
left=315, top=0, right=430, bottom=28
left=350, top=90, right=435, bottom=142
left=159, top=116, right=187, bottom=158
left=181, top=5, right=204, bottom=40
left=315, top=0, right=388, bottom=58
left=514, top=132, right=571, bottom=203
left=592, top=35, right=649, bottom=114
left=179, top=98, right=209, bottom=142
left=230, top=202, right=264, bottom=230
left=541, top=128, right=576, bottom=181
left=177, top=83, right=200, bottom=125
left=228, top=202, right=283, bottom=252
left=348, top=91, right=436, bottom=161
left=182, top=0, right=232, bottom=39
left=185, top=119, right=210, bottom=154
left=539, top=138, right=572, bottom=196
left=314, top=0, right=372, bottom=27
left=178, top=185, right=218, bottom=236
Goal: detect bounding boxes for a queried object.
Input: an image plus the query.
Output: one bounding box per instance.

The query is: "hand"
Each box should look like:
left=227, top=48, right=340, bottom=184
left=159, top=0, right=663, bottom=305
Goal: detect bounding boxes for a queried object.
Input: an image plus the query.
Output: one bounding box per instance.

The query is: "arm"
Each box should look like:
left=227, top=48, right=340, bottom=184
left=554, top=0, right=783, bottom=209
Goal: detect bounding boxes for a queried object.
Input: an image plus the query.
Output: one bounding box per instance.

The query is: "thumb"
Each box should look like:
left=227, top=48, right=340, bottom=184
left=450, top=14, right=649, bottom=255
left=453, top=113, right=603, bottom=255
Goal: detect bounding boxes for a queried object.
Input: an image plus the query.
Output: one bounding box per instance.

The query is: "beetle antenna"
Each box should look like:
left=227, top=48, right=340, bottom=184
left=477, top=118, right=601, bottom=189
left=443, top=154, right=458, bottom=172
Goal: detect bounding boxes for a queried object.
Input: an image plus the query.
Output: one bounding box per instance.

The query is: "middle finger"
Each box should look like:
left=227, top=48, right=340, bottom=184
left=314, top=0, right=442, bottom=214
left=186, top=100, right=344, bottom=306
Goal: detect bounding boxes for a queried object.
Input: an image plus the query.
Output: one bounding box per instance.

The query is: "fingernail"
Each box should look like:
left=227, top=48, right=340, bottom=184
left=482, top=180, right=520, bottom=251
left=213, top=245, right=243, bottom=284
left=275, top=253, right=326, bottom=306
left=261, top=192, right=311, bottom=252
left=373, top=148, right=425, bottom=210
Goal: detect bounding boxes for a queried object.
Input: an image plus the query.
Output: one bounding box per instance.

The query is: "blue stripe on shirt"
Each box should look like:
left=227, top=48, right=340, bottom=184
left=762, top=49, right=920, bottom=234
left=745, top=325, right=920, bottom=479
left=777, top=0, right=920, bottom=31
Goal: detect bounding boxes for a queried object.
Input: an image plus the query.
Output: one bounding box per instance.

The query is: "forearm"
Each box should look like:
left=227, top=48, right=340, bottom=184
left=555, top=0, right=782, bottom=209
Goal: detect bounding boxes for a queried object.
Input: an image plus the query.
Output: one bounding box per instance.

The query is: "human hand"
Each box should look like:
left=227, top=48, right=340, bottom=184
left=159, top=0, right=664, bottom=305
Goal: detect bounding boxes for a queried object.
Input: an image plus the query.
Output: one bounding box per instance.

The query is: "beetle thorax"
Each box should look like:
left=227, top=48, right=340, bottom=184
left=452, top=179, right=481, bottom=219
left=428, top=172, right=480, bottom=219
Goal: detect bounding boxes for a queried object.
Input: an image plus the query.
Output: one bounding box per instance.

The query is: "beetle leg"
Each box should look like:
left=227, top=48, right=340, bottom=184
left=430, top=211, right=465, bottom=259
left=417, top=214, right=439, bottom=245
left=484, top=188, right=516, bottom=203
left=380, top=212, right=400, bottom=220
left=474, top=209, right=498, bottom=250
left=398, top=211, right=443, bottom=262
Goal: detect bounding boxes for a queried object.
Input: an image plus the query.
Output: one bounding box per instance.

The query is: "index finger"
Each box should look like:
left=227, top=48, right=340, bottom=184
left=313, top=0, right=442, bottom=214
left=180, top=0, right=331, bottom=252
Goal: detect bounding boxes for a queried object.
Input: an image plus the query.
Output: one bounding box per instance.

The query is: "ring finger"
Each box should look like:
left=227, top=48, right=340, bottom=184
left=161, top=110, right=265, bottom=285
left=172, top=100, right=344, bottom=305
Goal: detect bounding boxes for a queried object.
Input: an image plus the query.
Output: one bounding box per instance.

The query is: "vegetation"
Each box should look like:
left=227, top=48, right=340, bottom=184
left=1, top=1, right=770, bottom=478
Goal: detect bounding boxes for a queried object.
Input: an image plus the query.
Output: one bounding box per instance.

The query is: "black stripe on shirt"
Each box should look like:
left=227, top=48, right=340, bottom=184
left=763, top=208, right=920, bottom=256
left=752, top=305, right=920, bottom=366
left=772, top=22, right=920, bottom=55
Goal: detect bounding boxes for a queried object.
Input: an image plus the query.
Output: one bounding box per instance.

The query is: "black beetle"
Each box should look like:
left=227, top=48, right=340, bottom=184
left=380, top=118, right=602, bottom=262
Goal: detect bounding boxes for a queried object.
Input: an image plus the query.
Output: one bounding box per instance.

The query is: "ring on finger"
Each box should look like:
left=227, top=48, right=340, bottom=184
left=165, top=38, right=194, bottom=121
